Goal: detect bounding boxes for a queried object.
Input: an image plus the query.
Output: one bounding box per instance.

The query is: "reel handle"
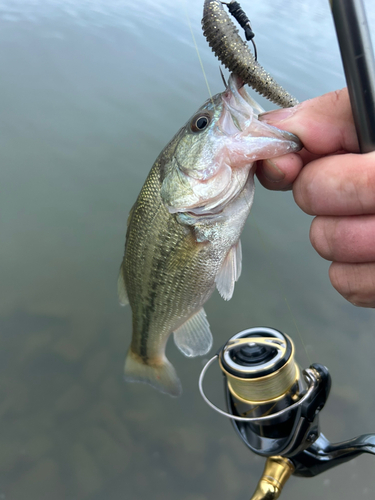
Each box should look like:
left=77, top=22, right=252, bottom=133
left=292, top=432, right=375, bottom=477
left=248, top=434, right=375, bottom=500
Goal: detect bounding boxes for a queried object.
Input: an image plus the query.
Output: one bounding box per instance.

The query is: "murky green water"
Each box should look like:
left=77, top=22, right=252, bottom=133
left=1, top=0, right=375, bottom=498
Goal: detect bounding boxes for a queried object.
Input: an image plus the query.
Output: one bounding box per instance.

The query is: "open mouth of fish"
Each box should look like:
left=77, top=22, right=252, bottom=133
left=220, top=74, right=300, bottom=145
left=162, top=74, right=301, bottom=218
left=219, top=74, right=263, bottom=134
left=183, top=75, right=300, bottom=216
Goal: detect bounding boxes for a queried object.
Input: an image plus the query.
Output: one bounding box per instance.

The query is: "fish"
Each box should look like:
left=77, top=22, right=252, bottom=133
left=202, top=0, right=299, bottom=108
left=118, top=74, right=301, bottom=397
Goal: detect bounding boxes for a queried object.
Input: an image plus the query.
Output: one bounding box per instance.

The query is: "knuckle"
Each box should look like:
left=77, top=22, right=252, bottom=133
left=309, top=217, right=332, bottom=259
left=293, top=165, right=319, bottom=215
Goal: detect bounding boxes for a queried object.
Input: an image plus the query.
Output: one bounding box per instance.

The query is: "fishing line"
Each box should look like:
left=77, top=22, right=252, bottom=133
left=184, top=2, right=215, bottom=107
left=184, top=2, right=310, bottom=365
left=230, top=164, right=311, bottom=366
left=249, top=212, right=312, bottom=366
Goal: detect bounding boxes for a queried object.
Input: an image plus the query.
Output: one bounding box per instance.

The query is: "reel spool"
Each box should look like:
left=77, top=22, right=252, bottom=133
left=219, top=328, right=307, bottom=441
left=219, top=328, right=304, bottom=430
left=220, top=328, right=297, bottom=402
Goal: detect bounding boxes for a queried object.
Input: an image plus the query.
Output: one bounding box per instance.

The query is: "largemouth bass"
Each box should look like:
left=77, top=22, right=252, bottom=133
left=118, top=74, right=301, bottom=396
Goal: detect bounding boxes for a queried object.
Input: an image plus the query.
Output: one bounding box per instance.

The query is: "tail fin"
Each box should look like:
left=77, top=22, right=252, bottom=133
left=124, top=350, right=182, bottom=397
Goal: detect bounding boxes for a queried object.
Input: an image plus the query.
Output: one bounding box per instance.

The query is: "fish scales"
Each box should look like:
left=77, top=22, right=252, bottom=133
left=124, top=145, right=217, bottom=361
left=119, top=75, right=301, bottom=396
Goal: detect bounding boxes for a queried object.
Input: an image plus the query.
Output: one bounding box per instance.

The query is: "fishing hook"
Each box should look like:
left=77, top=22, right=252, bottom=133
left=221, top=1, right=258, bottom=60
left=219, top=66, right=228, bottom=87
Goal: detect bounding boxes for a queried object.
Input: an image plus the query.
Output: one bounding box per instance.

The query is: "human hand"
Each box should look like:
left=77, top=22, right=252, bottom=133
left=257, top=88, right=375, bottom=307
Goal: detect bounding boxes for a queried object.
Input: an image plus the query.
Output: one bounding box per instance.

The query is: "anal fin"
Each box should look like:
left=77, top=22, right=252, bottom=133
left=117, top=265, right=129, bottom=306
left=173, top=308, right=213, bottom=357
left=215, top=239, right=242, bottom=301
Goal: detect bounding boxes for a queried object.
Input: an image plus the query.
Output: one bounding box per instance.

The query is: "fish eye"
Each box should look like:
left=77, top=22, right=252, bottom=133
left=190, top=113, right=211, bottom=133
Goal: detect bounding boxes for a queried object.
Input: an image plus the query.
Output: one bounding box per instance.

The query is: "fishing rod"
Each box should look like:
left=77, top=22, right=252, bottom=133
left=330, top=0, right=375, bottom=153
left=199, top=1, right=375, bottom=498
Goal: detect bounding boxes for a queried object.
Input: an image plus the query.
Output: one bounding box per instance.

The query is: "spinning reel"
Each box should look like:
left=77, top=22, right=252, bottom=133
left=199, top=327, right=375, bottom=499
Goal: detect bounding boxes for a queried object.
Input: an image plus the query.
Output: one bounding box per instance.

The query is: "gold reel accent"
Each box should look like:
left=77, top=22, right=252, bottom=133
left=220, top=335, right=298, bottom=403
left=250, top=456, right=295, bottom=500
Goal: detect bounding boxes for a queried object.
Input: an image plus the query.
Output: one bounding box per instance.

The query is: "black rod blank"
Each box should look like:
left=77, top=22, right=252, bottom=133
left=331, top=0, right=375, bottom=153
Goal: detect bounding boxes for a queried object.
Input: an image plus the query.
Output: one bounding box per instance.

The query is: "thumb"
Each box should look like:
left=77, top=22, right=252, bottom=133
left=259, top=87, right=359, bottom=155
left=256, top=88, right=360, bottom=191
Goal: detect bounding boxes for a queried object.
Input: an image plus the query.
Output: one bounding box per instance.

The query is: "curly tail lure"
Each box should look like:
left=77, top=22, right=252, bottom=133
left=202, top=0, right=299, bottom=108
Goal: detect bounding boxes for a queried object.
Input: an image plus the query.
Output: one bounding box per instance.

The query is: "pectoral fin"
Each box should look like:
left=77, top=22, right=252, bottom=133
left=117, top=266, right=129, bottom=306
left=215, top=240, right=242, bottom=301
left=173, top=308, right=213, bottom=357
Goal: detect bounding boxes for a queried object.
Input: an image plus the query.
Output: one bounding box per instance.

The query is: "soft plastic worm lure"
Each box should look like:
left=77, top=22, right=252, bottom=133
left=202, top=0, right=299, bottom=108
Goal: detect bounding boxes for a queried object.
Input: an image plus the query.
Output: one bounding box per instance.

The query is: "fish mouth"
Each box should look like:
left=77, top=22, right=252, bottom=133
left=164, top=74, right=301, bottom=217
left=219, top=74, right=259, bottom=135
left=219, top=74, right=301, bottom=146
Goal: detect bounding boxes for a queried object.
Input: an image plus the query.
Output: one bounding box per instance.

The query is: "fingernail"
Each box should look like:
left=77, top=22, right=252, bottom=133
left=262, top=159, right=285, bottom=182
left=259, top=106, right=297, bottom=124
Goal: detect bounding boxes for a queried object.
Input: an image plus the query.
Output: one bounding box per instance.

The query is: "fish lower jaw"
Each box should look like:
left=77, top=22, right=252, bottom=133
left=168, top=186, right=231, bottom=216
left=178, top=176, right=254, bottom=220
left=179, top=169, right=252, bottom=217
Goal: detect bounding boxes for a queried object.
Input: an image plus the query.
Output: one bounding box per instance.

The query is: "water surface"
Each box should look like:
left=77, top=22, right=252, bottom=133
left=1, top=1, right=375, bottom=499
